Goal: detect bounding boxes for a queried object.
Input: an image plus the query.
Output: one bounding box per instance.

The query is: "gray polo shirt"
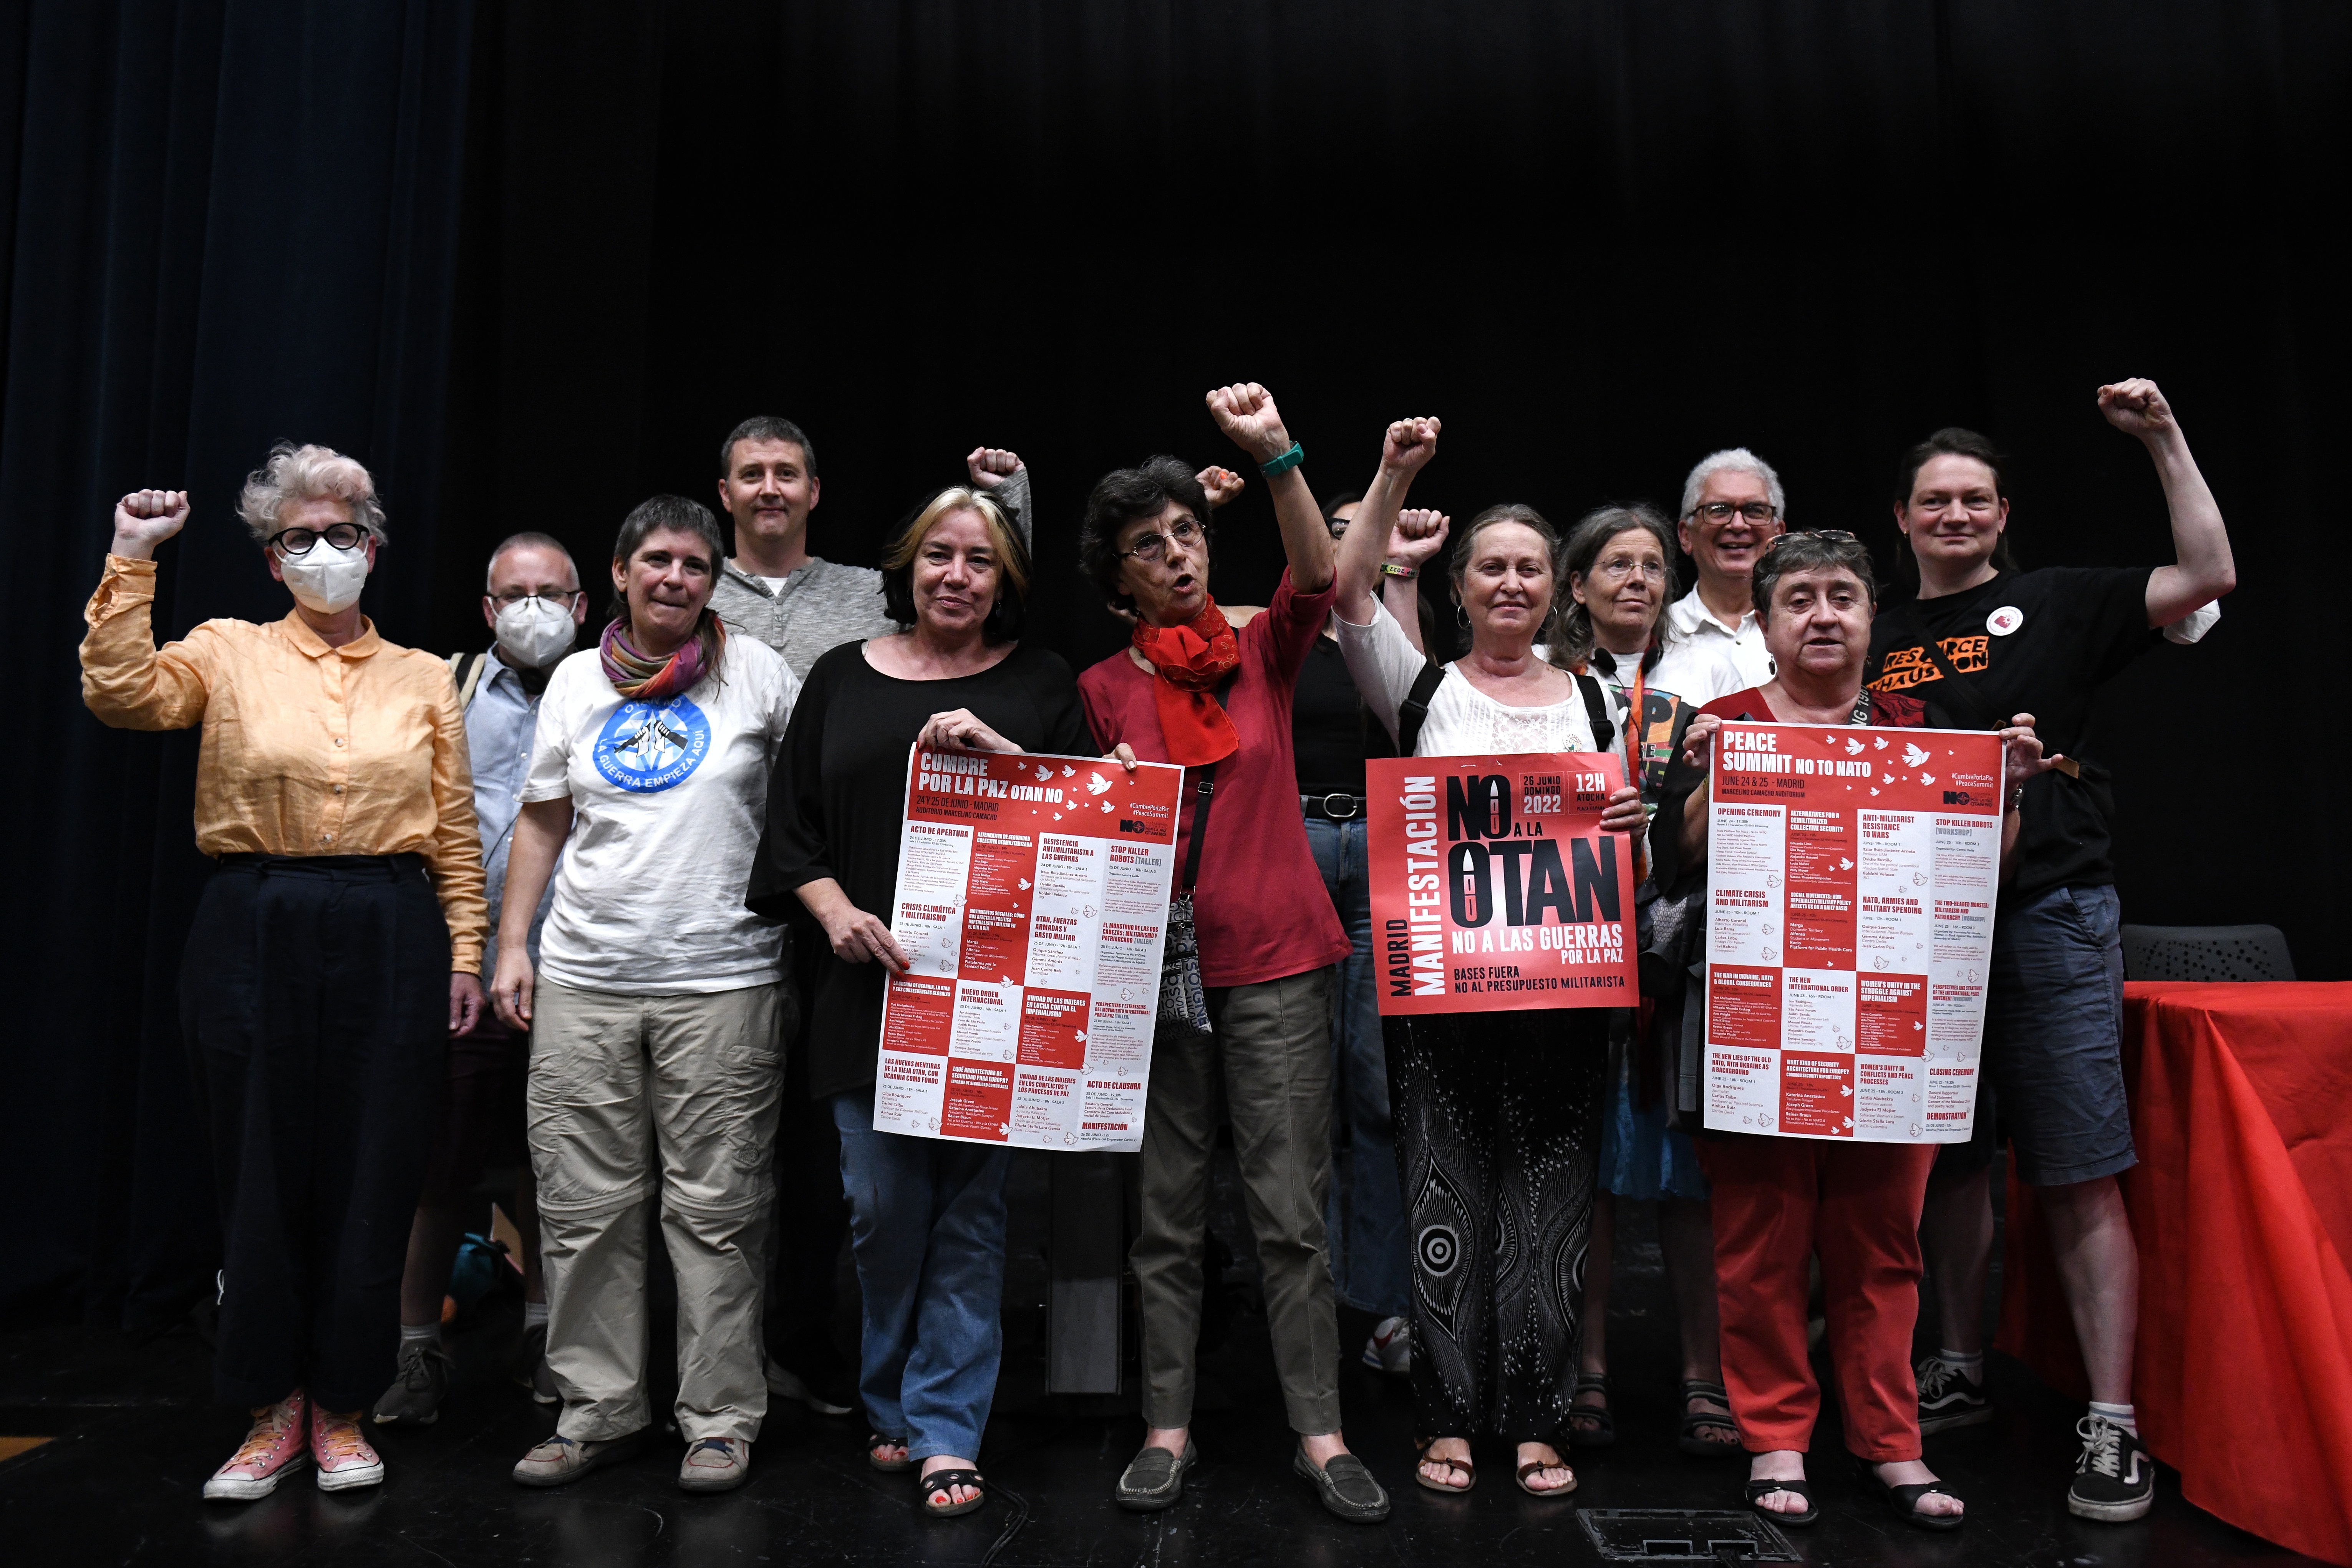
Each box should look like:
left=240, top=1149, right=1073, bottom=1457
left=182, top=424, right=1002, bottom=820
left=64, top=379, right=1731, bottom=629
left=711, top=467, right=1032, bottom=678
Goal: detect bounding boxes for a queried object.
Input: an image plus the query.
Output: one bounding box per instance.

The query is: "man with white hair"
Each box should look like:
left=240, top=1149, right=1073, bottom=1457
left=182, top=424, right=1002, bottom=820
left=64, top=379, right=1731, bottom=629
left=372, top=531, right=587, bottom=1429
left=1648, top=449, right=1789, bottom=704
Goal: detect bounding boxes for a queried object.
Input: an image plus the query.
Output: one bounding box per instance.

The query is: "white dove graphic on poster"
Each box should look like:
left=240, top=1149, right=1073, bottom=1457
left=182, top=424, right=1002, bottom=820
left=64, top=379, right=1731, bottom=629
left=1844, top=737, right=1865, bottom=755
left=1087, top=772, right=1112, bottom=795
left=1873, top=736, right=1889, bottom=750
left=1017, top=877, right=1030, bottom=890
left=1100, top=800, right=1114, bottom=813
left=1869, top=787, right=1880, bottom=796
left=1918, top=773, right=1936, bottom=786
left=1839, top=856, right=1854, bottom=870
left=1061, top=765, right=1077, bottom=777
left=1840, top=1083, right=1852, bottom=1097
left=1902, top=742, right=1931, bottom=767
left=1074, top=1031, right=1087, bottom=1043
left=1034, top=764, right=1052, bottom=781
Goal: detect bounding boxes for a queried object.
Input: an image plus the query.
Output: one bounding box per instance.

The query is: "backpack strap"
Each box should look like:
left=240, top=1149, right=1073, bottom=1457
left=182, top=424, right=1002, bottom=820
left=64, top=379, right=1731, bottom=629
left=1396, top=659, right=1447, bottom=755
left=1575, top=671, right=1616, bottom=755
left=448, top=650, right=488, bottom=709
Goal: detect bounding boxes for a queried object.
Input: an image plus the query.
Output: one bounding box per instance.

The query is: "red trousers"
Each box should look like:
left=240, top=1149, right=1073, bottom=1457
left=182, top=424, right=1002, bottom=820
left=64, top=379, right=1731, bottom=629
left=1699, top=1135, right=1936, bottom=1461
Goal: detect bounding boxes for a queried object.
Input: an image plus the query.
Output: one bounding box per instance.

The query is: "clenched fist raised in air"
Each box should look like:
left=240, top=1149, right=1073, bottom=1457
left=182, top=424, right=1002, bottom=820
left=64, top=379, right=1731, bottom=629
left=112, top=489, right=191, bottom=561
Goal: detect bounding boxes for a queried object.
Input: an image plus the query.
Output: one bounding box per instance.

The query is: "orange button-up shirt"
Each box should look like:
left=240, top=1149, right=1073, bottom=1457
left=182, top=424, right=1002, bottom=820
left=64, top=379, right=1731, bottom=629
left=81, top=555, right=489, bottom=970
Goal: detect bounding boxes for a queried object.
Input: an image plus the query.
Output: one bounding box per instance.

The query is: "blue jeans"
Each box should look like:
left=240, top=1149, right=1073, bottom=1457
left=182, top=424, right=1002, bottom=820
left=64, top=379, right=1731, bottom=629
left=1304, top=813, right=1410, bottom=1318
left=830, top=1089, right=1010, bottom=1463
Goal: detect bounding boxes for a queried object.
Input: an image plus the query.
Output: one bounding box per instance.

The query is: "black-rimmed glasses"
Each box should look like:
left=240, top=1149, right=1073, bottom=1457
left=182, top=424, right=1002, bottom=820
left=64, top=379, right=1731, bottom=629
left=269, top=522, right=366, bottom=555
left=1690, top=501, right=1779, bottom=525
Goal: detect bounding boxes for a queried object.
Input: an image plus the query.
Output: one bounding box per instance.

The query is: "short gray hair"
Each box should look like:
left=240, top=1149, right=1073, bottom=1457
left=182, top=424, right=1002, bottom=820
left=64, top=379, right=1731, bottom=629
left=485, top=531, right=581, bottom=593
left=1679, top=447, right=1787, bottom=523
left=235, top=442, right=388, bottom=546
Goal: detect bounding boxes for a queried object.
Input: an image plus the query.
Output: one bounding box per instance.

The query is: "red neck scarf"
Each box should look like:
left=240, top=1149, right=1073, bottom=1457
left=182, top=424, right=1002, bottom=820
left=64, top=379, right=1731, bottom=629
left=1132, top=598, right=1241, bottom=765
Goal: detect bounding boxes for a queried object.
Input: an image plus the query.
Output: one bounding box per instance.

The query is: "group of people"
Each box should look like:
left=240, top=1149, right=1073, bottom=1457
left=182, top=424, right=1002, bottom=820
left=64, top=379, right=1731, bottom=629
left=80, top=375, right=2231, bottom=1533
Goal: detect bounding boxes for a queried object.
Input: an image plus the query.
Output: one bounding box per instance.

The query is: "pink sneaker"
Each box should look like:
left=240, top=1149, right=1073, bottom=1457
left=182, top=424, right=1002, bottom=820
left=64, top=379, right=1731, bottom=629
left=203, top=1391, right=310, bottom=1502
left=310, top=1405, right=386, bottom=1492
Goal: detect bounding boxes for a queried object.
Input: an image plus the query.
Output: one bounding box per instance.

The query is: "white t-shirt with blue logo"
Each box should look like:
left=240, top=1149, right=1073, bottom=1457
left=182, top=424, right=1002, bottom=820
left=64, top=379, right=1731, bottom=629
left=521, top=636, right=801, bottom=994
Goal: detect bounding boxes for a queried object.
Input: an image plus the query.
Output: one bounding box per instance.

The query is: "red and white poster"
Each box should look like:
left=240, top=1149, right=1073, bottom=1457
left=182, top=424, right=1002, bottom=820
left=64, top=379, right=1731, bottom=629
left=1365, top=753, right=1640, bottom=1015
left=874, top=746, right=1183, bottom=1153
left=1702, top=722, right=2005, bottom=1142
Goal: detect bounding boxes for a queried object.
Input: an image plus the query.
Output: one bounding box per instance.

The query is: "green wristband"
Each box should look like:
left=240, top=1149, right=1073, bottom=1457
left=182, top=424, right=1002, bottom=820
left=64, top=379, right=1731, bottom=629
left=1258, top=440, right=1305, bottom=479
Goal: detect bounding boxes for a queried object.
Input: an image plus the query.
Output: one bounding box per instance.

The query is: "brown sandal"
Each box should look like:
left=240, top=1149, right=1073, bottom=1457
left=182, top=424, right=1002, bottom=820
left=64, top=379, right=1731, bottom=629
left=1412, top=1437, right=1477, bottom=1493
left=1514, top=1450, right=1578, bottom=1498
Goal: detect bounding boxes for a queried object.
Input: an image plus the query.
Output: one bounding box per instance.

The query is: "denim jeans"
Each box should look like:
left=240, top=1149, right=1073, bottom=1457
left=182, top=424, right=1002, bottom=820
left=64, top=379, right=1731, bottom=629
left=830, top=1089, right=1010, bottom=1463
left=1303, top=813, right=1410, bottom=1318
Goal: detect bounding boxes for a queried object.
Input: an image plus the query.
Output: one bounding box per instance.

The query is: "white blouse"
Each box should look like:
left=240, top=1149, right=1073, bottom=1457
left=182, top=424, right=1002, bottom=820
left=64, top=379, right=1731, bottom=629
left=1335, top=598, right=1601, bottom=757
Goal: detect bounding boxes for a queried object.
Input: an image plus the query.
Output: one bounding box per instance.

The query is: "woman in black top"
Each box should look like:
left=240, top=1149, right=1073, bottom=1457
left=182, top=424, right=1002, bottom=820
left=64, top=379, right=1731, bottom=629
left=1865, top=380, right=2234, bottom=1525
left=749, top=486, right=1091, bottom=1520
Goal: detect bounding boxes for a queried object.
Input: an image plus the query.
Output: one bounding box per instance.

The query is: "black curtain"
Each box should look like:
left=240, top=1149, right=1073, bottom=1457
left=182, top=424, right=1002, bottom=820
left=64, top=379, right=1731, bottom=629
left=8, top=0, right=2345, bottom=1324
left=1, top=1, right=476, bottom=1326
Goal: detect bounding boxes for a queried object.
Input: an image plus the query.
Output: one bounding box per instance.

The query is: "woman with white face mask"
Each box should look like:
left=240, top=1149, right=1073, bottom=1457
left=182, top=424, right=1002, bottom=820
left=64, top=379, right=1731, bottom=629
left=79, top=442, right=490, bottom=1503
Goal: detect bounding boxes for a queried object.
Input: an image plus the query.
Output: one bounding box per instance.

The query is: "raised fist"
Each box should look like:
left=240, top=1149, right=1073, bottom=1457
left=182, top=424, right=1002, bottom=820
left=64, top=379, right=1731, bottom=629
left=1196, top=466, right=1246, bottom=511
left=2097, top=379, right=2177, bottom=442
left=111, top=489, right=192, bottom=561
left=965, top=448, right=1024, bottom=490
left=1390, top=508, right=1451, bottom=569
left=1381, top=416, right=1441, bottom=476
left=1205, top=382, right=1292, bottom=464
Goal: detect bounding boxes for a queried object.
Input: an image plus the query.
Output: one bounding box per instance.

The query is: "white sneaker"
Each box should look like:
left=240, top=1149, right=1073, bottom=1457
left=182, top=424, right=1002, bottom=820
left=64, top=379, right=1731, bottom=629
left=1361, top=1316, right=1411, bottom=1375
left=764, top=1356, right=853, bottom=1417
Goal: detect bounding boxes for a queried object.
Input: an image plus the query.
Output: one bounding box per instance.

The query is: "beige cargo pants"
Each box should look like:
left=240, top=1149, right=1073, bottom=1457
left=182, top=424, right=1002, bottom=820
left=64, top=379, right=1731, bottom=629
left=527, top=979, right=783, bottom=1444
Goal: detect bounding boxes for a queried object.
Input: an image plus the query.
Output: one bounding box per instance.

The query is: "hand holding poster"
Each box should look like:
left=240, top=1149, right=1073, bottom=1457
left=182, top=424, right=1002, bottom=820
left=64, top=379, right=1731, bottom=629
left=1366, top=753, right=1639, bottom=1014
left=874, top=746, right=1183, bottom=1153
left=1702, top=721, right=2005, bottom=1142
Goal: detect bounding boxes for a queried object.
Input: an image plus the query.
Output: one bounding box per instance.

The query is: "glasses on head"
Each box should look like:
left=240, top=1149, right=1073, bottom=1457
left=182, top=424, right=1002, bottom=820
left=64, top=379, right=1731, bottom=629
left=1763, top=528, right=1858, bottom=555
left=1590, top=557, right=1667, bottom=583
left=489, top=588, right=582, bottom=608
left=269, top=522, right=366, bottom=556
left=1690, top=500, right=1779, bottom=525
left=1117, top=516, right=1208, bottom=564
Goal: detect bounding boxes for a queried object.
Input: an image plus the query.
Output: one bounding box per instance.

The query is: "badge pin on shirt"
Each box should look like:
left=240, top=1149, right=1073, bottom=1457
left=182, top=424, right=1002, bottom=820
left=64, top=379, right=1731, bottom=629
left=1986, top=605, right=2024, bottom=636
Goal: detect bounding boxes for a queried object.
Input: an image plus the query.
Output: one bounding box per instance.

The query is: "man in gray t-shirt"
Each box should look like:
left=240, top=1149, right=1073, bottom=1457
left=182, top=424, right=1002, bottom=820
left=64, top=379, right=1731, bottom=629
left=710, top=414, right=1034, bottom=1417
left=709, top=415, right=1032, bottom=679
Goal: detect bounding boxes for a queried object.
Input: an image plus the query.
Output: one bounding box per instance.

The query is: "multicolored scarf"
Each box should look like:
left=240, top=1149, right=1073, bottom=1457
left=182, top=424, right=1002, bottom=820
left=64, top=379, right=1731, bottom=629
left=599, top=613, right=722, bottom=699
left=1132, top=598, right=1241, bottom=765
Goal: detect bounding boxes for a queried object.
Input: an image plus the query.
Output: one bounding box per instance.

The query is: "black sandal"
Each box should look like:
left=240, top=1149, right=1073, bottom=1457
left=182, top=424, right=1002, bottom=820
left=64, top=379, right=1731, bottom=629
left=1411, top=1437, right=1476, bottom=1493
left=1856, top=1459, right=1964, bottom=1532
left=1744, top=1475, right=1818, bottom=1527
left=918, top=1466, right=987, bottom=1518
left=1678, top=1379, right=1740, bottom=1458
left=1566, top=1374, right=1615, bottom=1449
left=866, top=1433, right=911, bottom=1473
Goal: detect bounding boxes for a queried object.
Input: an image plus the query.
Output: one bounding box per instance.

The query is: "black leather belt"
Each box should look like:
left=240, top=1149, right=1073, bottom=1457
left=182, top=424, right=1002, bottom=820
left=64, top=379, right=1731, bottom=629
left=1301, top=792, right=1362, bottom=820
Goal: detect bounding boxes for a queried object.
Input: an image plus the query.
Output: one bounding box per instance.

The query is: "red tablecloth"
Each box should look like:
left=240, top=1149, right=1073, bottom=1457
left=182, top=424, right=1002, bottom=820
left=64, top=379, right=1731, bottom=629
left=1998, top=981, right=2352, bottom=1565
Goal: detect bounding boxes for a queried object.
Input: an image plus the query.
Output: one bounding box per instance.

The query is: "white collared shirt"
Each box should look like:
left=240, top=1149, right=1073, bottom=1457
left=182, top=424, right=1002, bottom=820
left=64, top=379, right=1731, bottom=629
left=1649, top=588, right=1774, bottom=704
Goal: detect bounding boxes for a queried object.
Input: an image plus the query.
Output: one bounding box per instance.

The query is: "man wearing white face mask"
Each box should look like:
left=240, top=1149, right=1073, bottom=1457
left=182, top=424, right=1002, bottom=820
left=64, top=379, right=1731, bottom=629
left=373, top=533, right=588, bottom=1428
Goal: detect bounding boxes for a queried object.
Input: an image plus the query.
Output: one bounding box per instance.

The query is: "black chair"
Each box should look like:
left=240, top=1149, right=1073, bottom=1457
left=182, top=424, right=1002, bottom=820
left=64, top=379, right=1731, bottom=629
left=2118, top=924, right=2296, bottom=983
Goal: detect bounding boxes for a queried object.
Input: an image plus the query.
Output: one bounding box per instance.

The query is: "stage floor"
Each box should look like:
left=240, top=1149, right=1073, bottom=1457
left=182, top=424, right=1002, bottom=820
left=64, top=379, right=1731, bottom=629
left=0, top=1154, right=2318, bottom=1568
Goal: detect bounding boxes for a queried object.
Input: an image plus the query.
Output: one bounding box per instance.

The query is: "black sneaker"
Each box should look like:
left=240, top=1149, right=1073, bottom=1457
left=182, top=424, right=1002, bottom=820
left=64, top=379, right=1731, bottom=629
left=372, top=1340, right=454, bottom=1425
left=1914, top=1355, right=1992, bottom=1434
left=512, top=1322, right=559, bottom=1406
left=2068, top=1415, right=2155, bottom=1522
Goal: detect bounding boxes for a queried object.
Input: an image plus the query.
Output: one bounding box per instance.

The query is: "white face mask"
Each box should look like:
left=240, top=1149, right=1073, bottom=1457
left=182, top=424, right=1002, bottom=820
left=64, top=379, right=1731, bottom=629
left=280, top=539, right=370, bottom=613
left=495, top=594, right=578, bottom=669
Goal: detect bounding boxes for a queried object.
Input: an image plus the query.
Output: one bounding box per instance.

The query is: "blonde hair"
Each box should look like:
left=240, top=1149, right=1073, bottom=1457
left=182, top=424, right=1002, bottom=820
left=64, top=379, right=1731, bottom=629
left=235, top=442, right=387, bottom=545
left=879, top=488, right=1031, bottom=639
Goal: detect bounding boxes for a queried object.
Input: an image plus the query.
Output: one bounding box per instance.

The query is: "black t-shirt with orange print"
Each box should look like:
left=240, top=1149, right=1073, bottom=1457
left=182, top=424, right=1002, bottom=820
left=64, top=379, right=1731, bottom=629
left=1866, top=566, right=2159, bottom=908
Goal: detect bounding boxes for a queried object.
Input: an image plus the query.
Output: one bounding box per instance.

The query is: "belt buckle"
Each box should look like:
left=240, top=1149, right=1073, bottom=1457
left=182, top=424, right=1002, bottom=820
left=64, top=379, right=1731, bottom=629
left=1321, top=792, right=1358, bottom=820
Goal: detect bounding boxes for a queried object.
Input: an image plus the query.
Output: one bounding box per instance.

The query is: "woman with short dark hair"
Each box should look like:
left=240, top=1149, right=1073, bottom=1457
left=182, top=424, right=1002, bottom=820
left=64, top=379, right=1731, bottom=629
left=1662, top=529, right=2053, bottom=1532
left=1079, top=385, right=1389, bottom=1523
left=494, top=495, right=801, bottom=1496
left=750, top=485, right=1092, bottom=1520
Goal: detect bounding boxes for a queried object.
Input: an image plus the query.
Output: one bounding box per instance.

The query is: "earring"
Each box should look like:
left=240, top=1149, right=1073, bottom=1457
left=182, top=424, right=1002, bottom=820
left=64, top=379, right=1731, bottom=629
left=1456, top=604, right=1472, bottom=633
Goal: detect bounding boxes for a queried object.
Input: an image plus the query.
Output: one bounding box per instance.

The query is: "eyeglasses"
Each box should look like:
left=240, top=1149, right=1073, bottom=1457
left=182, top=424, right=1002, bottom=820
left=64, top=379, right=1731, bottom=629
left=1762, top=528, right=1858, bottom=555
left=489, top=588, right=582, bottom=608
left=1117, top=516, right=1208, bottom=564
left=269, top=522, right=366, bottom=555
left=1689, top=501, right=1779, bottom=525
left=1590, top=557, right=1667, bottom=583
